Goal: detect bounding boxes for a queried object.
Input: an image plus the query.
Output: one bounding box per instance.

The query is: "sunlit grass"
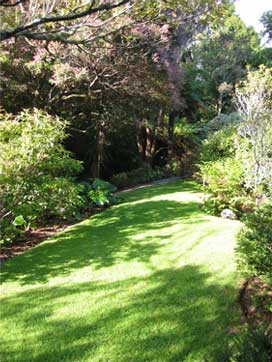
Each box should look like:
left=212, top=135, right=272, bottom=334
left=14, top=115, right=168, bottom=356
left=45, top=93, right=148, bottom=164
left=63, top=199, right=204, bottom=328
left=0, top=180, right=242, bottom=362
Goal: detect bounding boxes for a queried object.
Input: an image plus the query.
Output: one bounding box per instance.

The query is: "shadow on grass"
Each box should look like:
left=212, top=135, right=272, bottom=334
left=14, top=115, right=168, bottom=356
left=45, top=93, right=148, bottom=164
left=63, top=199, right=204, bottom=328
left=0, top=265, right=238, bottom=362
left=1, top=197, right=205, bottom=285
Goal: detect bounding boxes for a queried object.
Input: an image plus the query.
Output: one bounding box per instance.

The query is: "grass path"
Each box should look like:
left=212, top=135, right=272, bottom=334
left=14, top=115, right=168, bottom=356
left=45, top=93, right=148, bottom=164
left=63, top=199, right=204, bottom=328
left=0, top=181, right=242, bottom=362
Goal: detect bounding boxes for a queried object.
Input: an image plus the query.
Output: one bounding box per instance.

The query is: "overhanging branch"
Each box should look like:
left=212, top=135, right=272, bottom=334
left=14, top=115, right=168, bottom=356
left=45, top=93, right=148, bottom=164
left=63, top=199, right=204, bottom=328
left=0, top=0, right=130, bottom=41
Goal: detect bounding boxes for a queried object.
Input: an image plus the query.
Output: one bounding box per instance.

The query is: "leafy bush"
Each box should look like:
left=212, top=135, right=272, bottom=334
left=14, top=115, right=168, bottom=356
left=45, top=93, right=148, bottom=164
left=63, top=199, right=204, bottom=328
left=236, top=203, right=272, bottom=283
left=0, top=109, right=83, bottom=244
left=164, top=159, right=183, bottom=177
left=174, top=118, right=200, bottom=138
left=221, top=323, right=272, bottom=362
left=197, top=118, right=249, bottom=215
left=111, top=166, right=164, bottom=189
left=200, top=125, right=237, bottom=163
left=109, top=172, right=129, bottom=189
left=199, top=158, right=244, bottom=215
left=88, top=178, right=119, bottom=206
left=198, top=68, right=272, bottom=215
left=202, top=112, right=240, bottom=134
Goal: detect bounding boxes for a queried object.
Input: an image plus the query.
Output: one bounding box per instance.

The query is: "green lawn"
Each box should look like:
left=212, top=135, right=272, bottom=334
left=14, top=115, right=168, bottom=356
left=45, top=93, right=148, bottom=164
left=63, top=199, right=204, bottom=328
left=0, top=180, right=242, bottom=362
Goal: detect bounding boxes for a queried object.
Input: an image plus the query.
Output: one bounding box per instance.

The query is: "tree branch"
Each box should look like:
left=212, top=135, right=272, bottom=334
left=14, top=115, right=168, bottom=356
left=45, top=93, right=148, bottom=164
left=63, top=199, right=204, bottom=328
left=0, top=0, right=24, bottom=7
left=0, top=0, right=130, bottom=41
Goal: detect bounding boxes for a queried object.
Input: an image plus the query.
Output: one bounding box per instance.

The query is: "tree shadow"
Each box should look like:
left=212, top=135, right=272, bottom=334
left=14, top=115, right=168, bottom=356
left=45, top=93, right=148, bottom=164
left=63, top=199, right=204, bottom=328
left=0, top=265, right=239, bottom=362
left=1, top=197, right=205, bottom=285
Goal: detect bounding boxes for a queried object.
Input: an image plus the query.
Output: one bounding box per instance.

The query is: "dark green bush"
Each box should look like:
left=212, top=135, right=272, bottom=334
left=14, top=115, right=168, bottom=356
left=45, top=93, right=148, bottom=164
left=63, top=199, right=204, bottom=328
left=110, top=172, right=129, bottom=189
left=200, top=124, right=237, bottom=163
left=111, top=166, right=164, bottom=189
left=164, top=159, right=183, bottom=177
left=236, top=203, right=272, bottom=283
left=88, top=179, right=120, bottom=206
left=221, top=323, right=272, bottom=362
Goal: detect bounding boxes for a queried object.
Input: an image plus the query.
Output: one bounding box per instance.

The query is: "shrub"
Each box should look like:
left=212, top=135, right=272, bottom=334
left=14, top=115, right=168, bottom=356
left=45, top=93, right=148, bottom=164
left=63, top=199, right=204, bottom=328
left=221, top=323, right=272, bottom=362
left=0, top=109, right=83, bottom=244
left=236, top=203, right=272, bottom=283
left=111, top=166, right=164, bottom=189
left=164, top=159, right=183, bottom=177
left=236, top=66, right=272, bottom=196
left=199, top=157, right=244, bottom=215
left=110, top=172, right=129, bottom=189
left=88, top=178, right=119, bottom=206
left=200, top=125, right=237, bottom=163
left=202, top=112, right=241, bottom=134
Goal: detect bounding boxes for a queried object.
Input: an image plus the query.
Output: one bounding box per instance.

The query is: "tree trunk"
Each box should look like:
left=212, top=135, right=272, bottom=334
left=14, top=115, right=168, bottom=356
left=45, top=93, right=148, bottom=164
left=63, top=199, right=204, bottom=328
left=91, top=122, right=105, bottom=178
left=145, top=126, right=153, bottom=166
left=217, top=92, right=223, bottom=115
left=151, top=108, right=163, bottom=165
left=136, top=123, right=146, bottom=164
left=167, top=111, right=175, bottom=162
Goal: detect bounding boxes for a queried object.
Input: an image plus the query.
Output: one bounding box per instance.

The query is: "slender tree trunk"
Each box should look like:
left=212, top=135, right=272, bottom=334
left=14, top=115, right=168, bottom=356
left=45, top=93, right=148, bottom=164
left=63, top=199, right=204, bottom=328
left=151, top=108, right=163, bottom=165
left=136, top=123, right=146, bottom=165
left=167, top=111, right=175, bottom=162
left=145, top=126, right=153, bottom=166
left=217, top=93, right=223, bottom=115
left=91, top=122, right=105, bottom=178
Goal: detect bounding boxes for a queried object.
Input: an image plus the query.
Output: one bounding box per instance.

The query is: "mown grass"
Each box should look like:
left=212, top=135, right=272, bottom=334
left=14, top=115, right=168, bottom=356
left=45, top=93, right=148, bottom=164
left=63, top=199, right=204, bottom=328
left=0, top=180, right=242, bottom=362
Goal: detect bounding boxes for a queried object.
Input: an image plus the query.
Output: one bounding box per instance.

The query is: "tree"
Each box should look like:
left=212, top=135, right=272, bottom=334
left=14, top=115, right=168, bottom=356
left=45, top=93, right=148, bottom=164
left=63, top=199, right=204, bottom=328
left=0, top=0, right=232, bottom=178
left=190, top=10, right=261, bottom=116
left=236, top=66, right=272, bottom=196
left=261, top=10, right=272, bottom=42
left=0, top=0, right=131, bottom=43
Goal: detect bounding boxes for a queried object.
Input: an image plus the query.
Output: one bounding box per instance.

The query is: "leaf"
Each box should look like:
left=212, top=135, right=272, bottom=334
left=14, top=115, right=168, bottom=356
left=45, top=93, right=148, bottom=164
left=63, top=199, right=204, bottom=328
left=12, top=215, right=26, bottom=226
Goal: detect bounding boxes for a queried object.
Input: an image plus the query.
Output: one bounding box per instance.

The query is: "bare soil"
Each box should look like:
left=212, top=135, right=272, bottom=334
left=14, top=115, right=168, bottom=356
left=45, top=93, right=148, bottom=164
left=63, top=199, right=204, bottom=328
left=0, top=207, right=102, bottom=264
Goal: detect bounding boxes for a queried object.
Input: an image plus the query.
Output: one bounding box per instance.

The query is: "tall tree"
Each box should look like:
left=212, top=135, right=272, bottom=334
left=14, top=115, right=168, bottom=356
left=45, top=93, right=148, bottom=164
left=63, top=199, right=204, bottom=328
left=261, top=10, right=272, bottom=42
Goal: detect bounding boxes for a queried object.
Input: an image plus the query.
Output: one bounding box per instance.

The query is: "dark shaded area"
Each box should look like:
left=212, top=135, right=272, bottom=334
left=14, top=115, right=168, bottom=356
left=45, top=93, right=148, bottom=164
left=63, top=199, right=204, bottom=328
left=0, top=265, right=239, bottom=362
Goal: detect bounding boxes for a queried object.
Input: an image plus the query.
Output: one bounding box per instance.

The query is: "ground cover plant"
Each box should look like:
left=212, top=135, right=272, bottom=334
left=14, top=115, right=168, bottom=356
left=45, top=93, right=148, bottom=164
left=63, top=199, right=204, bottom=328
left=0, top=181, right=242, bottom=362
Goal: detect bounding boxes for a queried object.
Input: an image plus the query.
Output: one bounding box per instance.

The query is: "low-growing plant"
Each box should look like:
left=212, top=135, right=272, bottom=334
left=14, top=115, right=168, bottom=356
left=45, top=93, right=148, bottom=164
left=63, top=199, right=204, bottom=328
left=221, top=323, right=272, bottom=362
left=88, top=179, right=119, bottom=206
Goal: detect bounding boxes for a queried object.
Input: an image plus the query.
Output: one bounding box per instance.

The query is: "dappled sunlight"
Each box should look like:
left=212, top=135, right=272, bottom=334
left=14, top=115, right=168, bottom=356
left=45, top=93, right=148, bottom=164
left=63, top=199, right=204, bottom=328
left=0, top=181, right=242, bottom=362
left=1, top=265, right=240, bottom=362
left=1, top=182, right=207, bottom=286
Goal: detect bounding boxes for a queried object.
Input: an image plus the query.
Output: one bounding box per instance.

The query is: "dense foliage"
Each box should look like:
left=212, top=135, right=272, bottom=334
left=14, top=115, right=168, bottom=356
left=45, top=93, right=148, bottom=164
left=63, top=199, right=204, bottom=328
left=198, top=67, right=272, bottom=215
left=0, top=109, right=83, bottom=243
left=111, top=166, right=164, bottom=189
left=87, top=179, right=119, bottom=206
left=236, top=204, right=272, bottom=283
left=222, top=323, right=272, bottom=362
